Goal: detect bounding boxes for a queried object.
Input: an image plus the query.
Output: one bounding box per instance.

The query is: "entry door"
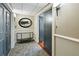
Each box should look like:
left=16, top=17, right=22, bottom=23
left=44, top=9, right=52, bottom=55
left=0, top=5, right=4, bottom=56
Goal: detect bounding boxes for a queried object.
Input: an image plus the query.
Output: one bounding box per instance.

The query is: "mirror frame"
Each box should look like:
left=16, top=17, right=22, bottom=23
left=19, top=18, right=32, bottom=28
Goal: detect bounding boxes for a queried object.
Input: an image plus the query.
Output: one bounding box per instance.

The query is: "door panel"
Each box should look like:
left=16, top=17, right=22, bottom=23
left=44, top=9, right=52, bottom=55
left=6, top=11, right=11, bottom=55
left=0, top=5, right=4, bottom=56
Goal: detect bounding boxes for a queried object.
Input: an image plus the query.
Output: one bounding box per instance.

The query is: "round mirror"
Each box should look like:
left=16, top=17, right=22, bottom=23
left=19, top=18, right=32, bottom=28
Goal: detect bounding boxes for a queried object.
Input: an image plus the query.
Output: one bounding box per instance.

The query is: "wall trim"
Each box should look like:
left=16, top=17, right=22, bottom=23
left=54, top=34, right=79, bottom=43
left=2, top=3, right=13, bottom=12
left=36, top=3, right=53, bottom=16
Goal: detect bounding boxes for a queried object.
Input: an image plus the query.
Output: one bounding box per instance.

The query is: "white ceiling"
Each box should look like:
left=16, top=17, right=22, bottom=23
left=11, top=3, right=48, bottom=16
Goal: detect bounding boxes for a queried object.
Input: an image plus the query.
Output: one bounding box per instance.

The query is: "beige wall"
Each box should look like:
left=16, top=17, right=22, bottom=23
left=15, top=14, right=34, bottom=33
left=56, top=3, right=79, bottom=39
left=56, top=37, right=79, bottom=56
left=34, top=16, right=39, bottom=42
left=55, top=3, right=79, bottom=56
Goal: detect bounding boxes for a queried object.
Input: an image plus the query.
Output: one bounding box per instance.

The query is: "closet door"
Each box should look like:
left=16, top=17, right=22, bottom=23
left=0, top=4, right=11, bottom=56
left=44, top=9, right=52, bottom=55
left=6, top=11, right=11, bottom=55
left=0, top=5, right=4, bottom=56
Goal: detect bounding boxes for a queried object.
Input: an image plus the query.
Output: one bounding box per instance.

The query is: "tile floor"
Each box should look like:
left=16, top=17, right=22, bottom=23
left=8, top=41, right=49, bottom=56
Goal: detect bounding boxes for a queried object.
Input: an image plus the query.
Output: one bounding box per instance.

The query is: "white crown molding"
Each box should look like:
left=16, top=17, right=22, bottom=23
left=35, top=3, right=53, bottom=16
left=3, top=3, right=13, bottom=12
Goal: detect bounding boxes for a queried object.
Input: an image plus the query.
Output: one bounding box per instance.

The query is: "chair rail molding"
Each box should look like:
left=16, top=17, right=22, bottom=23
left=54, top=34, right=79, bottom=43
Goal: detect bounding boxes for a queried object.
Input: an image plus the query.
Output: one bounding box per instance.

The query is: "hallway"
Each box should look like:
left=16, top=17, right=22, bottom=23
left=8, top=41, right=48, bottom=56
left=1, top=3, right=79, bottom=56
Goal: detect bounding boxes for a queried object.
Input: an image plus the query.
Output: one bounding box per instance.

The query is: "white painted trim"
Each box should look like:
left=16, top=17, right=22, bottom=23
left=54, top=34, right=79, bottom=43
left=36, top=3, right=53, bottom=16
left=3, top=3, right=13, bottom=12
left=52, top=7, right=57, bottom=56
